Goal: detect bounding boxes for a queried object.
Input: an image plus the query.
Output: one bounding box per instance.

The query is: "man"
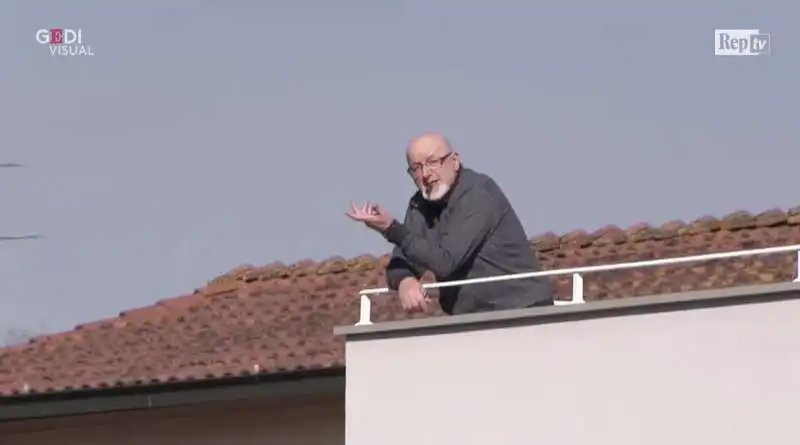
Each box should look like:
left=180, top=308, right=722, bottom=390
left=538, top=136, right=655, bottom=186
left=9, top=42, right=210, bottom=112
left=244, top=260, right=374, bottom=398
left=346, top=132, right=553, bottom=315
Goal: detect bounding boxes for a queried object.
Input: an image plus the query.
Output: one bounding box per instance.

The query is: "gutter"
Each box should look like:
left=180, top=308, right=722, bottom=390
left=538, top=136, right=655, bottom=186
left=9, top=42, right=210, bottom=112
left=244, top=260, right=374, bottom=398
left=0, top=368, right=345, bottom=421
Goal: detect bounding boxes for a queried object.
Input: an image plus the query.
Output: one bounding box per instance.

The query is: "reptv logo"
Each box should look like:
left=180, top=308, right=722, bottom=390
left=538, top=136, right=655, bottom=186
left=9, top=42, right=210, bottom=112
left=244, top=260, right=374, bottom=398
left=714, top=29, right=770, bottom=56
left=35, top=28, right=95, bottom=57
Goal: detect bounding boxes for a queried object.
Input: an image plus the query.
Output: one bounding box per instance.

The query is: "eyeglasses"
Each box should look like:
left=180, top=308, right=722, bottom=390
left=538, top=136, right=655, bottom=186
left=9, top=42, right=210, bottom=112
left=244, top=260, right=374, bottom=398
left=406, top=152, right=453, bottom=175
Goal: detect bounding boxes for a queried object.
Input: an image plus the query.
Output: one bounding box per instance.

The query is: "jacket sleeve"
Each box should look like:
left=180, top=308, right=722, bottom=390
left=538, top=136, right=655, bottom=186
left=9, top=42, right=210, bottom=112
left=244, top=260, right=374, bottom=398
left=383, top=184, right=504, bottom=279
left=385, top=201, right=427, bottom=290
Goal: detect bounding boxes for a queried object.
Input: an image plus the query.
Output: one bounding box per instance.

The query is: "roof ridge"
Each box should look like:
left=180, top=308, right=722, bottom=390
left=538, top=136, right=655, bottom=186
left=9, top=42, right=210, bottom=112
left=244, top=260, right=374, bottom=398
left=207, top=205, right=800, bottom=284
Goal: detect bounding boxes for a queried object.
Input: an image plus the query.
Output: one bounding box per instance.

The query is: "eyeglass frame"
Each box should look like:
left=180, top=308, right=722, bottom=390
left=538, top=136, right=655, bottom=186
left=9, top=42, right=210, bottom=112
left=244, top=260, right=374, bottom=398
left=406, top=152, right=454, bottom=176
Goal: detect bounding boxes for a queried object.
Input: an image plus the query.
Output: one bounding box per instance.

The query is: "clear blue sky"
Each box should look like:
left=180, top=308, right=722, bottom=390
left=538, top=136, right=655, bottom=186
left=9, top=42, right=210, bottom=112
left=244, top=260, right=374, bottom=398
left=1, top=0, right=797, bottom=335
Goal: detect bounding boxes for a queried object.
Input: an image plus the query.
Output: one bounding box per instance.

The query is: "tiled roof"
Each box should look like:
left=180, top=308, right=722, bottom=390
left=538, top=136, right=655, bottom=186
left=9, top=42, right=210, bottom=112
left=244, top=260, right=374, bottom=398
left=1, top=206, right=799, bottom=397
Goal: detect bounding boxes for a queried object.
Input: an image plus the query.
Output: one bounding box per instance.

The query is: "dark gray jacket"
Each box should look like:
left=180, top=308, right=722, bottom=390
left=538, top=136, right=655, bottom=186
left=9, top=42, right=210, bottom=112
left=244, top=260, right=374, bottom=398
left=383, top=167, right=553, bottom=314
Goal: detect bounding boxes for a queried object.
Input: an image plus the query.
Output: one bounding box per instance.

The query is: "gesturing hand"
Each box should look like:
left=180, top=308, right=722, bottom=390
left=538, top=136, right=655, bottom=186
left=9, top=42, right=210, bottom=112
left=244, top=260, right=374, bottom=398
left=345, top=201, right=395, bottom=232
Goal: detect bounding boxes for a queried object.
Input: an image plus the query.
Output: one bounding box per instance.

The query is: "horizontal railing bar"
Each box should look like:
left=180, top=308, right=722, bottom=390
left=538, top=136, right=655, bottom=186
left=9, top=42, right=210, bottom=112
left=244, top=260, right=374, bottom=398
left=359, top=244, right=800, bottom=296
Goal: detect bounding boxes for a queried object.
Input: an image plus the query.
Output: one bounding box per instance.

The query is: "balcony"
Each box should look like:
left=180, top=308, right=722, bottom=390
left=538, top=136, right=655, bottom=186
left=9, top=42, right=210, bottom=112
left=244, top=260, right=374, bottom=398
left=335, top=245, right=800, bottom=445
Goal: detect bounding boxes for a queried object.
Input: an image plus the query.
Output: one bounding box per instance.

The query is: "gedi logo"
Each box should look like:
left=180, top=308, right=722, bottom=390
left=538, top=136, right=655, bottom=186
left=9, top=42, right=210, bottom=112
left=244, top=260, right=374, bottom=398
left=35, top=28, right=95, bottom=57
left=714, top=29, right=770, bottom=56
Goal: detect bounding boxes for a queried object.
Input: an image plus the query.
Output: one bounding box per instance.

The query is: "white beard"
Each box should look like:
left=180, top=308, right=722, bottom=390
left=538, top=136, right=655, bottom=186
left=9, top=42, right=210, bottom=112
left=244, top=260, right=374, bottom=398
left=421, top=182, right=451, bottom=201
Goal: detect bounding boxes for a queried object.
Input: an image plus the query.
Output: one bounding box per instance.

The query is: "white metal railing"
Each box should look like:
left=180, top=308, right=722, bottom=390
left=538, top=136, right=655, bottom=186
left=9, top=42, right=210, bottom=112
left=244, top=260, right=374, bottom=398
left=354, top=244, right=800, bottom=326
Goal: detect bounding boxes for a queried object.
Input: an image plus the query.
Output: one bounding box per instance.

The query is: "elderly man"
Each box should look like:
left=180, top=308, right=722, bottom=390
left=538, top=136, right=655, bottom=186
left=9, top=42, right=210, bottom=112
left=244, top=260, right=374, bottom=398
left=346, top=132, right=553, bottom=315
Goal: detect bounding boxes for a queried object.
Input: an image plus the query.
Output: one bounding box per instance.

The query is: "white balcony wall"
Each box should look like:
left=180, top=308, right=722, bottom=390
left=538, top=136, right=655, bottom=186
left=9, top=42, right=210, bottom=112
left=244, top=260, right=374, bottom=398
left=340, top=283, right=800, bottom=445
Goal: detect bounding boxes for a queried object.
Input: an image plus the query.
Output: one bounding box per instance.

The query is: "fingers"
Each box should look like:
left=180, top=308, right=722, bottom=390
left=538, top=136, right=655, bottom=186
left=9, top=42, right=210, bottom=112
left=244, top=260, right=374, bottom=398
left=349, top=201, right=384, bottom=215
left=346, top=202, right=360, bottom=219
left=414, top=293, right=429, bottom=311
left=399, top=288, right=430, bottom=312
left=400, top=295, right=417, bottom=311
left=346, top=201, right=369, bottom=221
left=346, top=201, right=375, bottom=218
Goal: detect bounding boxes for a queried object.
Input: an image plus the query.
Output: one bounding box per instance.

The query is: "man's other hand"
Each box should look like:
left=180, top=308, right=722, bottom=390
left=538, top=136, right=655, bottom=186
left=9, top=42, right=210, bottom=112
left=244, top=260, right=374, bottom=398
left=397, top=277, right=429, bottom=311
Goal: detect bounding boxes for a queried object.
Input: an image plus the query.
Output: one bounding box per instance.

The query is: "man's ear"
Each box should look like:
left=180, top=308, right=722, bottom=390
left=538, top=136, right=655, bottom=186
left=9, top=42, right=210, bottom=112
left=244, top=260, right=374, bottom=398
left=452, top=152, right=461, bottom=168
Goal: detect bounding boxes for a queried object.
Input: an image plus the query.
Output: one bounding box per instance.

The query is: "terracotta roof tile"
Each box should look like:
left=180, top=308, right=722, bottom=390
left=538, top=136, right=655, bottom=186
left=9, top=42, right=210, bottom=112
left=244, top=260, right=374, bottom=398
left=2, top=206, right=800, bottom=397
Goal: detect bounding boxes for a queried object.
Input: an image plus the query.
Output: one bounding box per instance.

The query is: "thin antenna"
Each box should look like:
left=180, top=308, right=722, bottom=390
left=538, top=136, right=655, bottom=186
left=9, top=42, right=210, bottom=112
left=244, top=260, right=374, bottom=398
left=0, top=234, right=44, bottom=241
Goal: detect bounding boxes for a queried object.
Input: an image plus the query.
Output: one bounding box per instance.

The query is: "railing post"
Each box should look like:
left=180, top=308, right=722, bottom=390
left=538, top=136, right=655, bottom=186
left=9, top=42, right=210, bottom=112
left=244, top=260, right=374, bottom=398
left=355, top=294, right=373, bottom=326
left=794, top=250, right=800, bottom=283
left=572, top=273, right=585, bottom=304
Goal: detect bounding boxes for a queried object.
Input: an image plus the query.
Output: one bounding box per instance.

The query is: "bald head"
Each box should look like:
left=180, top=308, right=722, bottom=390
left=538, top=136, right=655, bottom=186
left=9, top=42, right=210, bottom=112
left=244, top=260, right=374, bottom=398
left=405, top=132, right=461, bottom=201
left=406, top=132, right=453, bottom=161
